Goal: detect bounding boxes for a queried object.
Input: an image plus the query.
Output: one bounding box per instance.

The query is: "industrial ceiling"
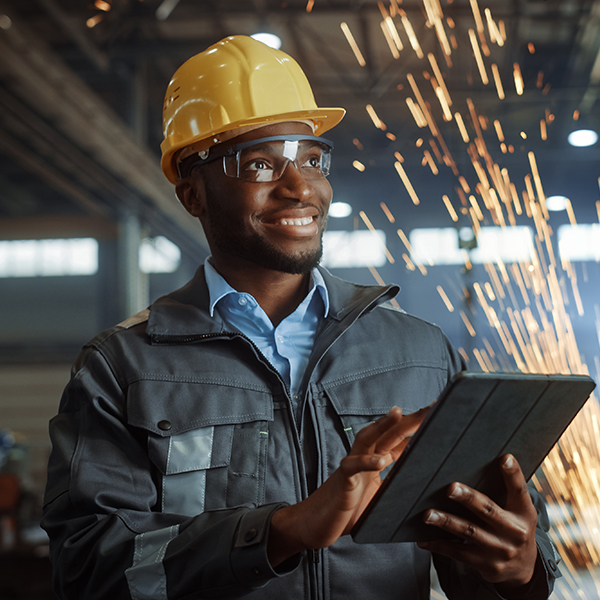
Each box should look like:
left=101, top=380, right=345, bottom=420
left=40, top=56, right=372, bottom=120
left=0, top=0, right=599, bottom=260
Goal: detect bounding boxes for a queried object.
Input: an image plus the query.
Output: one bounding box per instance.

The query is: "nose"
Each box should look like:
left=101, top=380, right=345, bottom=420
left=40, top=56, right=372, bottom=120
left=275, top=159, right=314, bottom=202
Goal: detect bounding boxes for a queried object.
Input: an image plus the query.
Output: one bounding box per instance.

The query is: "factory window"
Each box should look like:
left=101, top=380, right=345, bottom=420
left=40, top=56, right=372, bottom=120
left=0, top=238, right=98, bottom=277
left=409, top=227, right=534, bottom=265
left=139, top=236, right=181, bottom=273
left=557, top=224, right=600, bottom=262
left=322, top=230, right=387, bottom=268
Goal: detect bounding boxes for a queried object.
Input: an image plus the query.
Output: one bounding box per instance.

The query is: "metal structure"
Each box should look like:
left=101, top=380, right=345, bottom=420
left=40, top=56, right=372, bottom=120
left=0, top=0, right=598, bottom=248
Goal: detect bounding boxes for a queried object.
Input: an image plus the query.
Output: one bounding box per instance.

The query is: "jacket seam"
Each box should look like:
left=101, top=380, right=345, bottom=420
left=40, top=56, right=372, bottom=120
left=319, top=361, right=447, bottom=388
left=126, top=373, right=273, bottom=392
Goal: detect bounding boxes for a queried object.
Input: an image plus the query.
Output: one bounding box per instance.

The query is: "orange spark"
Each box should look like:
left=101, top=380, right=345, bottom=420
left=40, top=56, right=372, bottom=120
left=340, top=22, right=366, bottom=67
left=469, top=28, right=489, bottom=84
left=394, top=162, right=421, bottom=205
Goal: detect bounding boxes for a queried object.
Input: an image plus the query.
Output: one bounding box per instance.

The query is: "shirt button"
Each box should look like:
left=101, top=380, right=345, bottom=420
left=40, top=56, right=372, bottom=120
left=276, top=335, right=285, bottom=343
left=293, top=394, right=299, bottom=400
left=245, top=528, right=258, bottom=542
left=157, top=420, right=172, bottom=431
left=549, top=559, right=557, bottom=572
left=238, top=297, right=247, bottom=306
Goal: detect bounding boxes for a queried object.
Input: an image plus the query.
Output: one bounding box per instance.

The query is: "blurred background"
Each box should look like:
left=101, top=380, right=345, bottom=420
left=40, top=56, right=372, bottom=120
left=0, top=0, right=598, bottom=598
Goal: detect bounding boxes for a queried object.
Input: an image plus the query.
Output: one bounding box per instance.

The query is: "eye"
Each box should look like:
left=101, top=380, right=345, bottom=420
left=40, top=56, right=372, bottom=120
left=300, top=153, right=323, bottom=169
left=244, top=159, right=273, bottom=172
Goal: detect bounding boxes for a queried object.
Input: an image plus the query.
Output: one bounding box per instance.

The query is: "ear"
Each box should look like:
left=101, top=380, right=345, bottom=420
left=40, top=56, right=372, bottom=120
left=176, top=175, right=206, bottom=218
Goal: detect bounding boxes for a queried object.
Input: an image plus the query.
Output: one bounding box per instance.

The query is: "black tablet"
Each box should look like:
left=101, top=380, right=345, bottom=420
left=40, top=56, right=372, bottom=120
left=351, top=371, right=596, bottom=544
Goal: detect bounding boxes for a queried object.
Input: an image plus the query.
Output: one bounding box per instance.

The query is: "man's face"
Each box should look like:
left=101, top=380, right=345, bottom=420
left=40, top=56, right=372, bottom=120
left=194, top=122, right=333, bottom=275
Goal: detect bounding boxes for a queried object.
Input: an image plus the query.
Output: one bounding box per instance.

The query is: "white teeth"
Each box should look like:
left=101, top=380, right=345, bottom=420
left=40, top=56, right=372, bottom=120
left=280, top=217, right=313, bottom=226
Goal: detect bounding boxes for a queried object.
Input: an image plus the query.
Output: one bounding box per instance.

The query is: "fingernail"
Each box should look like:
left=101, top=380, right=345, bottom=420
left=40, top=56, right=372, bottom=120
left=504, top=455, right=515, bottom=469
left=425, top=510, right=441, bottom=524
left=371, top=456, right=384, bottom=466
left=417, top=542, right=431, bottom=550
left=449, top=484, right=463, bottom=499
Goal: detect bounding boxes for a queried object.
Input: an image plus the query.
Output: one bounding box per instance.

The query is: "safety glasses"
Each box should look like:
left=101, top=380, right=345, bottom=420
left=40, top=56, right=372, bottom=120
left=179, top=134, right=333, bottom=182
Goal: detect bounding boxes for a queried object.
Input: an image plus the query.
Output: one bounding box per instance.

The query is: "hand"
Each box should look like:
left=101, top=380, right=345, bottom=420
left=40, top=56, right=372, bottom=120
left=417, top=454, right=539, bottom=590
left=268, top=405, right=429, bottom=567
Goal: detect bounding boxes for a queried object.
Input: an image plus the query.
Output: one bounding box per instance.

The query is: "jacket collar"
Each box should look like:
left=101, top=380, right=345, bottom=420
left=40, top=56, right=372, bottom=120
left=146, top=265, right=399, bottom=338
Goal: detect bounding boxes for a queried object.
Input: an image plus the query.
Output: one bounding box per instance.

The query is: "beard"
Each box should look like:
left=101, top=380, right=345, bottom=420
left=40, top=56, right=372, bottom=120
left=203, top=191, right=326, bottom=275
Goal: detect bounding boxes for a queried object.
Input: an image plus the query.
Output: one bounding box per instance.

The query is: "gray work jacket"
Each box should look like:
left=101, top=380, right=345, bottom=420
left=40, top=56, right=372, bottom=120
left=42, top=266, right=559, bottom=599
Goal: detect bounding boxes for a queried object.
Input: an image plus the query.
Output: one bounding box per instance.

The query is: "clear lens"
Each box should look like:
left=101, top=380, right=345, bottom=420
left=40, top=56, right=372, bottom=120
left=224, top=140, right=331, bottom=182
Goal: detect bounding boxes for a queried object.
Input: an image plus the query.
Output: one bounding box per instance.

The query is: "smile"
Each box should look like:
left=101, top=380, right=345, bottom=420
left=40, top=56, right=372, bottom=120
left=278, top=217, right=314, bottom=226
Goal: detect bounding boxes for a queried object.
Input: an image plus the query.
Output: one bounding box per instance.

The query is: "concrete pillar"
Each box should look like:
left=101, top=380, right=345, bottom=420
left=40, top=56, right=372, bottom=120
left=117, top=211, right=148, bottom=320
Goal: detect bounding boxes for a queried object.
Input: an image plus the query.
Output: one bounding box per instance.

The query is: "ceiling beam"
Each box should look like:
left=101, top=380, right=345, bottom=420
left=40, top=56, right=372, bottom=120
left=0, top=4, right=209, bottom=258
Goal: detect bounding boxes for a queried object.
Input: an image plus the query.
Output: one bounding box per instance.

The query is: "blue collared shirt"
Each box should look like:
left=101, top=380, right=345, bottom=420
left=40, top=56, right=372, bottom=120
left=204, top=259, right=329, bottom=411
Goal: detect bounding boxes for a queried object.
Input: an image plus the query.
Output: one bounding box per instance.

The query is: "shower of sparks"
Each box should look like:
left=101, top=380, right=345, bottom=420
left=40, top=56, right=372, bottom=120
left=330, top=2, right=600, bottom=587
left=378, top=3, right=404, bottom=57
left=381, top=20, right=400, bottom=58
left=423, top=0, right=452, bottom=61
left=340, top=22, right=366, bottom=67
left=407, top=98, right=428, bottom=128
left=428, top=53, right=452, bottom=107
left=423, top=149, right=439, bottom=174
left=399, top=10, right=425, bottom=59
left=484, top=8, right=503, bottom=46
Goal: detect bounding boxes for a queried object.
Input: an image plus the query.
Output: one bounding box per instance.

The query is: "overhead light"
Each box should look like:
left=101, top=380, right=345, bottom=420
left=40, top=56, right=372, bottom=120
left=0, top=15, right=12, bottom=30
left=546, top=195, right=568, bottom=211
left=250, top=33, right=282, bottom=49
left=156, top=0, right=181, bottom=21
left=329, top=202, right=353, bottom=218
left=567, top=129, right=598, bottom=147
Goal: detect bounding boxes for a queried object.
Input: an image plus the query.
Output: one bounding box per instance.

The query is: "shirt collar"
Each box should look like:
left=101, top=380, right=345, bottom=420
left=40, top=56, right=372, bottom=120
left=204, top=257, right=329, bottom=318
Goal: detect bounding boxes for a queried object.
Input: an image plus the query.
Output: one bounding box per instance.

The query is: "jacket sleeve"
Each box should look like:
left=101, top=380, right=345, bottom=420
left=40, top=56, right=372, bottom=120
left=41, top=346, right=300, bottom=600
left=432, top=471, right=560, bottom=600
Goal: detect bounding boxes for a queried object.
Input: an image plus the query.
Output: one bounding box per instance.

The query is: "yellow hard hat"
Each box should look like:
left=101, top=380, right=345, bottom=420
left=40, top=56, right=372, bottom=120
left=160, top=35, right=346, bottom=183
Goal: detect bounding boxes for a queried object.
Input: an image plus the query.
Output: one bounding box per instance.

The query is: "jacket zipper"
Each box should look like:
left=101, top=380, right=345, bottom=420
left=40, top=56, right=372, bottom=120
left=152, top=287, right=395, bottom=600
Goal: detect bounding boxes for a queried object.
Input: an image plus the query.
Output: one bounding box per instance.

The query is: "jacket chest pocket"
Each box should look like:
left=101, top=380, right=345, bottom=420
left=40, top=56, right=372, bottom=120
left=127, top=378, right=273, bottom=516
left=320, top=367, right=442, bottom=451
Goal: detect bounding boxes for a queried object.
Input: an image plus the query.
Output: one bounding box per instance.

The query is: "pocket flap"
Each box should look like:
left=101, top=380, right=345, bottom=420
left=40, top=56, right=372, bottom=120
left=126, top=377, right=274, bottom=436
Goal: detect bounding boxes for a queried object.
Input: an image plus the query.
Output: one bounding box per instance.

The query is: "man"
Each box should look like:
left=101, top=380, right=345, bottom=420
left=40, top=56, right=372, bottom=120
left=42, top=36, right=559, bottom=599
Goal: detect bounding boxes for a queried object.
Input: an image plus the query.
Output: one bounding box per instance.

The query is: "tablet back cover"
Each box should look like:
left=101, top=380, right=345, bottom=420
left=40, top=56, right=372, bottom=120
left=351, top=372, right=596, bottom=544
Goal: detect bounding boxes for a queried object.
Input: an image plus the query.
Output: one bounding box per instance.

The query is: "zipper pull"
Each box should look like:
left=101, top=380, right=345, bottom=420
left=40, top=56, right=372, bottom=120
left=309, top=548, right=320, bottom=564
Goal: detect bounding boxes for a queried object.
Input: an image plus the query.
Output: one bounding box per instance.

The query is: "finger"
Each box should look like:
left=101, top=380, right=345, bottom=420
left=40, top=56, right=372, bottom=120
left=445, top=482, right=505, bottom=528
left=500, top=455, right=535, bottom=515
left=422, top=509, right=499, bottom=548
left=351, top=407, right=404, bottom=451
left=374, top=406, right=429, bottom=455
left=339, top=454, right=387, bottom=479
